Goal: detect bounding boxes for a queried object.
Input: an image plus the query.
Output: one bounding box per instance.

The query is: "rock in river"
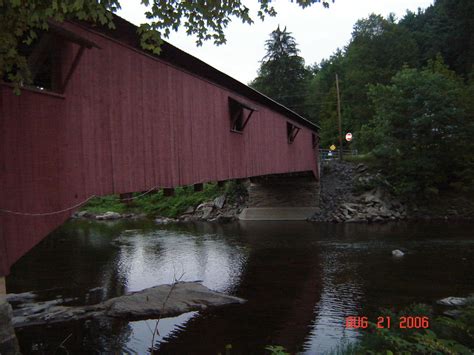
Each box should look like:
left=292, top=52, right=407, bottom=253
left=392, top=249, right=405, bottom=257
left=104, top=282, right=244, bottom=319
left=437, top=296, right=468, bottom=307
left=96, top=211, right=122, bottom=220
left=12, top=282, right=245, bottom=328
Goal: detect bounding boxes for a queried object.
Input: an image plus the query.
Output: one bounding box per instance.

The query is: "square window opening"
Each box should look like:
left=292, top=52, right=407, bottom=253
left=287, top=122, right=300, bottom=144
left=228, top=97, right=256, bottom=133
left=312, top=133, right=320, bottom=148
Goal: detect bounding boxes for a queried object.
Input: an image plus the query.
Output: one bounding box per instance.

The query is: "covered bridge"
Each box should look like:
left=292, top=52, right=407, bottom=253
left=0, top=15, right=320, bottom=277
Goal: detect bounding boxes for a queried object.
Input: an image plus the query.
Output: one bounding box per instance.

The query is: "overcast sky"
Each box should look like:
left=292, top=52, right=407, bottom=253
left=118, top=0, right=434, bottom=85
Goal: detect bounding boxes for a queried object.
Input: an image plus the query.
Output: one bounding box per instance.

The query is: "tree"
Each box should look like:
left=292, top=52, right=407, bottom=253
left=341, top=14, right=419, bottom=135
left=304, top=14, right=419, bottom=150
left=400, top=0, right=474, bottom=78
left=304, top=49, right=345, bottom=145
left=250, top=26, right=312, bottom=114
left=361, top=57, right=473, bottom=195
left=0, top=0, right=333, bottom=92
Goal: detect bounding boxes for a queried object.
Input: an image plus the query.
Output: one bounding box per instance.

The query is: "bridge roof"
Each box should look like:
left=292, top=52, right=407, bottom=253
left=75, top=15, right=320, bottom=132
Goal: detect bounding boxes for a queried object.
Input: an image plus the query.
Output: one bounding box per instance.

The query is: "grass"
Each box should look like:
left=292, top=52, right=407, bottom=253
left=80, top=194, right=126, bottom=214
left=80, top=182, right=240, bottom=218
left=343, top=152, right=379, bottom=167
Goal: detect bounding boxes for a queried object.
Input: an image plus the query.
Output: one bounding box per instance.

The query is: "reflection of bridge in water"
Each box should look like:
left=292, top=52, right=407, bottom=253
left=6, top=221, right=331, bottom=353
left=154, top=222, right=326, bottom=354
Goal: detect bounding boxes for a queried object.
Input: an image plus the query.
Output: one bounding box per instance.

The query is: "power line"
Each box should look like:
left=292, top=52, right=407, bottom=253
left=0, top=185, right=161, bottom=217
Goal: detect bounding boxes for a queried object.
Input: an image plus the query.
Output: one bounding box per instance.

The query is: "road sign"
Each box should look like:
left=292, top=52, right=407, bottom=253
left=345, top=132, right=353, bottom=142
left=329, top=144, right=336, bottom=151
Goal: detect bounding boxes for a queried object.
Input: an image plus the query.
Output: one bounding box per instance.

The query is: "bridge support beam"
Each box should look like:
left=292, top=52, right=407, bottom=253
left=0, top=277, right=21, bottom=354
left=239, top=173, right=319, bottom=221
left=163, top=188, right=174, bottom=197
left=120, top=192, right=133, bottom=205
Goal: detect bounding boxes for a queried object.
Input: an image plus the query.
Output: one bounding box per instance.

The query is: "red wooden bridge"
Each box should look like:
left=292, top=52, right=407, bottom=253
left=0, top=16, right=319, bottom=277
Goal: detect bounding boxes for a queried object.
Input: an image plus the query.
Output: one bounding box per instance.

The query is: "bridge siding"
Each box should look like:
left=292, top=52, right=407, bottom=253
left=0, top=22, right=319, bottom=276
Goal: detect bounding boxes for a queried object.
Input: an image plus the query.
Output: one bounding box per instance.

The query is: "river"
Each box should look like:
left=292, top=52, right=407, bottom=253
left=6, top=219, right=474, bottom=354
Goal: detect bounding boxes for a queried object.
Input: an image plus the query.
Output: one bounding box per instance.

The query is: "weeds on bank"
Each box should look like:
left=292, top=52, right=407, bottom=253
left=81, top=181, right=243, bottom=217
left=343, top=153, right=378, bottom=167
left=329, top=300, right=474, bottom=354
left=133, top=183, right=222, bottom=217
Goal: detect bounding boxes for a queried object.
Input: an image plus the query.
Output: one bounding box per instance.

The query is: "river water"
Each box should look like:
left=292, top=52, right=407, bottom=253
left=7, top=220, right=474, bottom=354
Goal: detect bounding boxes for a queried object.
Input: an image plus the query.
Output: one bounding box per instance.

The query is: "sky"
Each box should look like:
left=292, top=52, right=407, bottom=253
left=118, top=0, right=434, bottom=85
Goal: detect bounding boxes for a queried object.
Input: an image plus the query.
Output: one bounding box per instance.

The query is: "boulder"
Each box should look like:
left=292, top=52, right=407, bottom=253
left=11, top=282, right=246, bottom=327
left=182, top=206, right=195, bottom=214
left=200, top=207, right=213, bottom=219
left=73, top=211, right=90, bottom=219
left=0, top=299, right=20, bottom=354
left=437, top=297, right=468, bottom=307
left=443, top=309, right=463, bottom=318
left=356, top=163, right=368, bottom=173
left=96, top=211, right=122, bottom=220
left=366, top=207, right=379, bottom=217
left=341, top=203, right=358, bottom=213
left=379, top=206, right=392, bottom=218
left=392, top=249, right=404, bottom=257
left=196, top=202, right=213, bottom=211
left=155, top=217, right=175, bottom=225
left=213, top=195, right=226, bottom=209
left=6, top=292, right=37, bottom=304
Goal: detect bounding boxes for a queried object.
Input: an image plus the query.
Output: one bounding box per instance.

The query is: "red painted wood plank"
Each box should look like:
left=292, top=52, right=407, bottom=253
left=0, top=22, right=319, bottom=276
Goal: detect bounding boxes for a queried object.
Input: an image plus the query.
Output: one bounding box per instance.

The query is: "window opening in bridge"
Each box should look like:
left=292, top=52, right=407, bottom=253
left=229, top=97, right=256, bottom=133
left=14, top=23, right=99, bottom=94
left=312, top=133, right=320, bottom=148
left=287, top=122, right=300, bottom=144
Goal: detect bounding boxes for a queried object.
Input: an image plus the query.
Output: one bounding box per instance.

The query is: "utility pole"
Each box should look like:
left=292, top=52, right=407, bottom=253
left=335, top=73, right=343, bottom=160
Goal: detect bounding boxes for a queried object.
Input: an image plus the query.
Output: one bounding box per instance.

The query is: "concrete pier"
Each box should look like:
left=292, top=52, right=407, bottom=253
left=0, top=277, right=20, bottom=355
left=239, top=173, right=320, bottom=221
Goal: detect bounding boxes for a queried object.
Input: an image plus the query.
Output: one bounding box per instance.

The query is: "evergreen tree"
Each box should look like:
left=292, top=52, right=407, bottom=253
left=250, top=26, right=312, bottom=115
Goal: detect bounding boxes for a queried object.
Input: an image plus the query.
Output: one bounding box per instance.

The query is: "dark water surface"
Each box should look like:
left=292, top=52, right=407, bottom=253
left=7, top=220, right=474, bottom=354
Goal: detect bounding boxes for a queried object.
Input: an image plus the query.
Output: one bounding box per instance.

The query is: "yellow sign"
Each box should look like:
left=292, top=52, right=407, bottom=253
left=329, top=145, right=336, bottom=151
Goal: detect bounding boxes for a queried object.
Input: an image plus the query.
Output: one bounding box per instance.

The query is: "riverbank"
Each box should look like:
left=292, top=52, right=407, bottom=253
left=74, top=181, right=248, bottom=223
left=75, top=160, right=474, bottom=224
left=310, top=160, right=474, bottom=223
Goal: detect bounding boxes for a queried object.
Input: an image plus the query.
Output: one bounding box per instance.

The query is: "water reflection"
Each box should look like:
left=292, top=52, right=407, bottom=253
left=155, top=222, right=323, bottom=354
left=6, top=220, right=474, bottom=354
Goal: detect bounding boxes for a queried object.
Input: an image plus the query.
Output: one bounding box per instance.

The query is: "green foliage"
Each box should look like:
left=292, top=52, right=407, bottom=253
left=82, top=195, right=126, bottom=214
left=265, top=345, right=290, bottom=355
left=400, top=0, right=474, bottom=78
left=343, top=153, right=377, bottom=165
left=133, top=183, right=222, bottom=217
left=0, top=0, right=331, bottom=92
left=250, top=26, right=313, bottom=115
left=81, top=183, right=228, bottom=217
left=361, top=57, right=474, bottom=195
left=305, top=0, right=473, bottom=166
left=305, top=50, right=345, bottom=145
left=0, top=0, right=119, bottom=93
left=354, top=302, right=474, bottom=355
left=307, top=14, right=419, bottom=148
